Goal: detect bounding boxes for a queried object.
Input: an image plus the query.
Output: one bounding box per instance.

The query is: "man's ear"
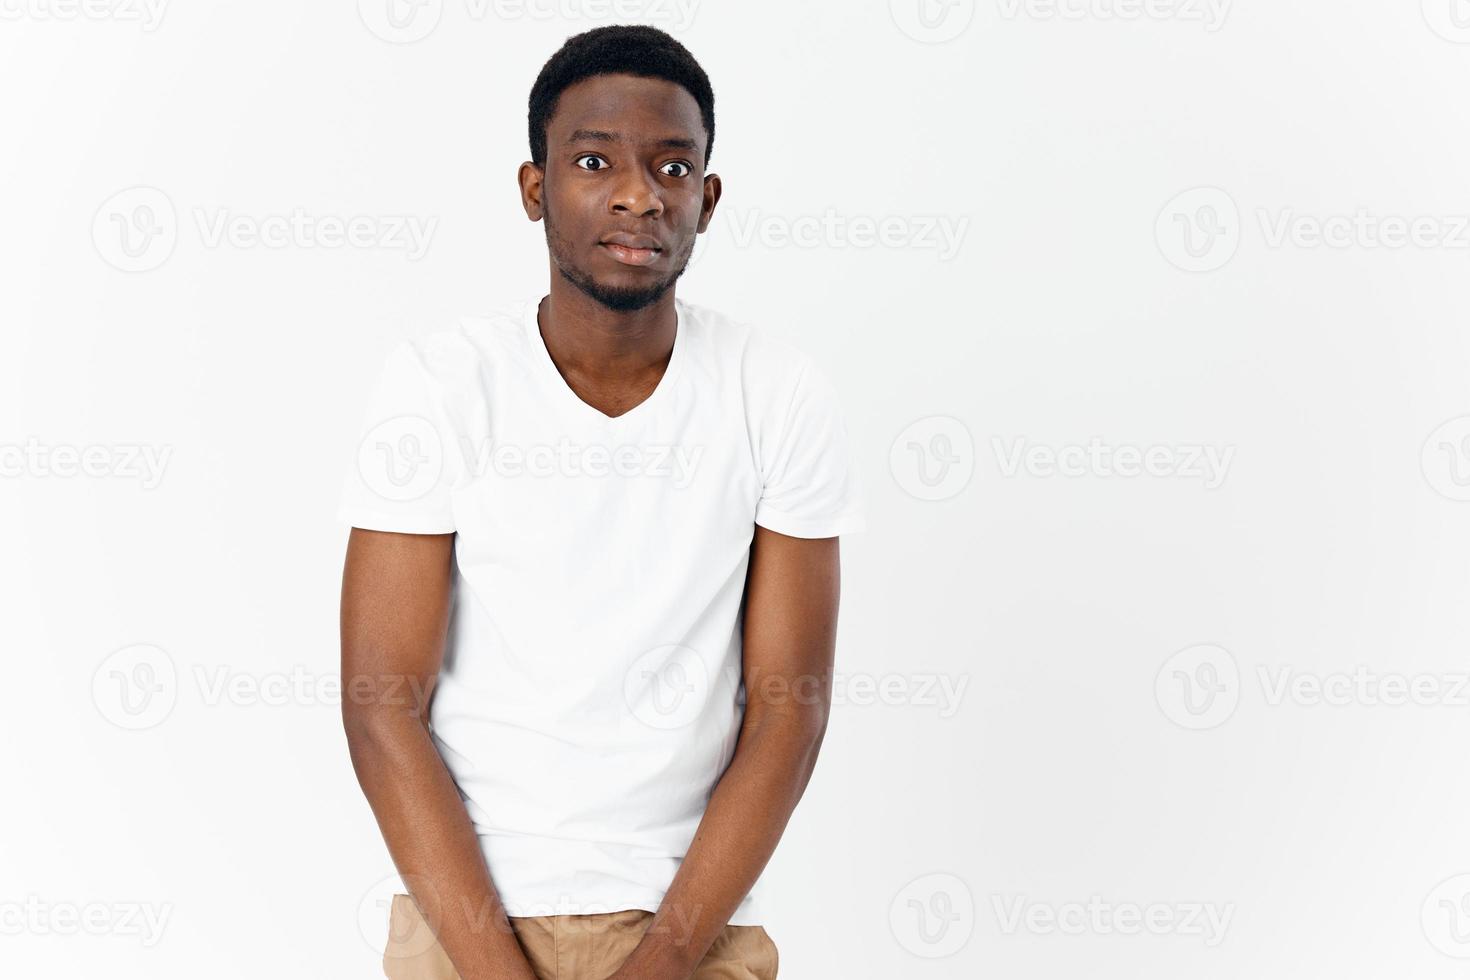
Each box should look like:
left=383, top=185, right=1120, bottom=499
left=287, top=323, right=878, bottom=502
left=518, top=161, right=546, bottom=222
left=697, top=172, right=722, bottom=234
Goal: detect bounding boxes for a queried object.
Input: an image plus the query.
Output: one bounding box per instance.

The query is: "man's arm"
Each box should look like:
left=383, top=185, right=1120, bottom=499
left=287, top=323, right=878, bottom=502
left=340, top=528, right=539, bottom=980
left=610, top=525, right=841, bottom=980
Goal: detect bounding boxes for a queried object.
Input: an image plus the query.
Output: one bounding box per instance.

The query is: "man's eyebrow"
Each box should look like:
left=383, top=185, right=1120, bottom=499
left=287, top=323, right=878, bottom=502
left=567, top=128, right=619, bottom=144
left=565, top=129, right=701, bottom=154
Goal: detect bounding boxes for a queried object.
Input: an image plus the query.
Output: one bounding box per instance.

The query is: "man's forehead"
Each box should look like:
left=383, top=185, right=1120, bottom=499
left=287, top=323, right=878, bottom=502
left=550, top=74, right=703, bottom=134
left=564, top=128, right=701, bottom=154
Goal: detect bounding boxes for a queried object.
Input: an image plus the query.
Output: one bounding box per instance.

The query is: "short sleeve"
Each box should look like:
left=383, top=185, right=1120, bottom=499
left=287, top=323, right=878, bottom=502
left=754, top=361, right=867, bottom=538
left=335, top=340, right=465, bottom=534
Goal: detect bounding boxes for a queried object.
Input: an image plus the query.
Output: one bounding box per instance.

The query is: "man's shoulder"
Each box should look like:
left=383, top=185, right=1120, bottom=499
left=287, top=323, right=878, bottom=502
left=676, top=296, right=816, bottom=387
left=392, top=300, right=529, bottom=379
left=454, top=298, right=530, bottom=345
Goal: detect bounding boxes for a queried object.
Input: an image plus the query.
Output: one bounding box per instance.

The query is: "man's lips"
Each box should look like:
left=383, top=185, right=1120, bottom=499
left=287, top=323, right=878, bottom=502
left=599, top=232, right=663, bottom=267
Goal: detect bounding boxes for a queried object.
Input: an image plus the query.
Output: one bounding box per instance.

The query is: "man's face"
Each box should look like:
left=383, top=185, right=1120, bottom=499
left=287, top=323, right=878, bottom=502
left=521, top=72, right=720, bottom=312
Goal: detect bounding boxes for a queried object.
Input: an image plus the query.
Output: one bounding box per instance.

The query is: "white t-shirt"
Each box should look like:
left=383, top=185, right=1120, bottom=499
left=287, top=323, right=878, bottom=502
left=336, top=294, right=865, bottom=925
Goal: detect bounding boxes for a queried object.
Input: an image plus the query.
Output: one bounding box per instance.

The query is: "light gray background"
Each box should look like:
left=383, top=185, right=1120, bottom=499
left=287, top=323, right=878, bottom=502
left=4, top=0, right=1470, bottom=977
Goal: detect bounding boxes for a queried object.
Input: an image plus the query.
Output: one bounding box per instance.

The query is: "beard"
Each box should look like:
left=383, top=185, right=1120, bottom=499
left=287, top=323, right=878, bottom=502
left=542, top=200, right=694, bottom=313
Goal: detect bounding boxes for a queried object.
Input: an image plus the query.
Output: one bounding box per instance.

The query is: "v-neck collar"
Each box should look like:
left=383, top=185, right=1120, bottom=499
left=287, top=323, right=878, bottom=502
left=523, top=294, right=687, bottom=426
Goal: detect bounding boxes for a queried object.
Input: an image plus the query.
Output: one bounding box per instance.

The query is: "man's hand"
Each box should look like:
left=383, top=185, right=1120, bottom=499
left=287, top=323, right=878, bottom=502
left=341, top=528, right=540, bottom=980
left=611, top=525, right=842, bottom=978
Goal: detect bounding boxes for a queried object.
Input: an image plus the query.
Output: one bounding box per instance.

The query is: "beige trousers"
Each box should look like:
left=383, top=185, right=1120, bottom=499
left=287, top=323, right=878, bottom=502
left=382, top=894, right=779, bottom=980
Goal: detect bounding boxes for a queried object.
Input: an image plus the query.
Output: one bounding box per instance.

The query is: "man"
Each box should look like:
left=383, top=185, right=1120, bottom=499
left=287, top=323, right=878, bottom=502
left=338, top=25, right=865, bottom=980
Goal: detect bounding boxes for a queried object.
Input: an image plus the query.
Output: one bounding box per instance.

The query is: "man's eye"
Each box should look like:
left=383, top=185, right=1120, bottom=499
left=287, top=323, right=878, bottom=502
left=660, top=161, right=692, bottom=178
left=575, top=155, right=608, bottom=171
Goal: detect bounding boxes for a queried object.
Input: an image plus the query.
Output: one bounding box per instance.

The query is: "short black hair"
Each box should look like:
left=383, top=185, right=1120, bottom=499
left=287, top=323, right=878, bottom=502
left=528, top=25, right=715, bottom=169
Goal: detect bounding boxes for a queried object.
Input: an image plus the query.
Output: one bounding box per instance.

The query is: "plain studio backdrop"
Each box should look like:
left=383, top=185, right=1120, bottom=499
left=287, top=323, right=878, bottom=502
left=4, top=1, right=1470, bottom=977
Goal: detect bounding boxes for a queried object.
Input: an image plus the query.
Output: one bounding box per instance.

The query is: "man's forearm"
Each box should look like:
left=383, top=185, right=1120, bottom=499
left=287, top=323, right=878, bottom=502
left=345, top=709, right=538, bottom=980
left=611, top=707, right=827, bottom=979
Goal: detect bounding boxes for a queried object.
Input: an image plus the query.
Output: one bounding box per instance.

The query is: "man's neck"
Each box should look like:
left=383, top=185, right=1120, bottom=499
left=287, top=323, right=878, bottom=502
left=536, top=280, right=678, bottom=384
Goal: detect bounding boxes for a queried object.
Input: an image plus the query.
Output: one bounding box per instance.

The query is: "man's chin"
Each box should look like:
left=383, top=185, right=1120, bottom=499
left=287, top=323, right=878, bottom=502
left=559, top=264, right=684, bottom=313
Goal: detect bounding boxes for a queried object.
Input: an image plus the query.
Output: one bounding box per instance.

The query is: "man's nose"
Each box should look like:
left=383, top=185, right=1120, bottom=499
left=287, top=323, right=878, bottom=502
left=609, top=169, right=663, bottom=218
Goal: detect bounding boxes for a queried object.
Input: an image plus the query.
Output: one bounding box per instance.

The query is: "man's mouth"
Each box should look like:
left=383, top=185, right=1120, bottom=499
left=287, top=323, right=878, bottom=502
left=599, top=233, right=663, bottom=267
